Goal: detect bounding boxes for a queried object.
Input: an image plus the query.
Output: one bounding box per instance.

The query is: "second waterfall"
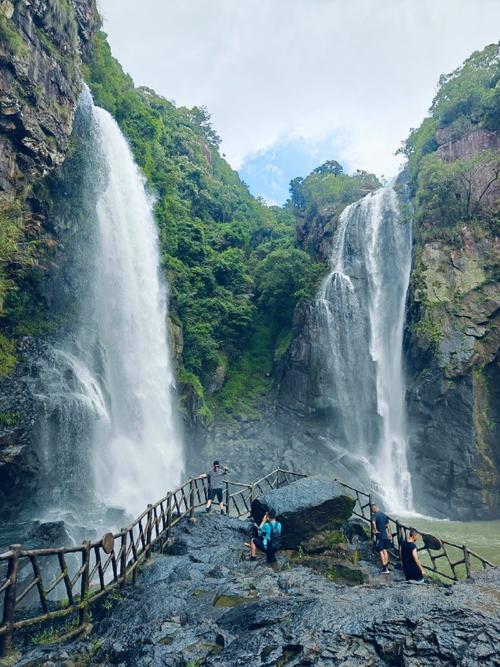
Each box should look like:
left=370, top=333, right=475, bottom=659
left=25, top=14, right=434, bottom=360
left=317, top=187, right=413, bottom=512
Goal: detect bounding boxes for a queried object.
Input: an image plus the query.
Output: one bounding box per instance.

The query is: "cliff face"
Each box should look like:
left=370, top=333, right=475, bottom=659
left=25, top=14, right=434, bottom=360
left=0, top=0, right=98, bottom=195
left=0, top=0, right=99, bottom=518
left=402, top=43, right=500, bottom=519
left=406, top=126, right=499, bottom=520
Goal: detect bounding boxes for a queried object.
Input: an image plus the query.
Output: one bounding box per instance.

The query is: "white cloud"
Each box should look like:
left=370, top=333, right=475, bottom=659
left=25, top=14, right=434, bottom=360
left=97, top=0, right=500, bottom=177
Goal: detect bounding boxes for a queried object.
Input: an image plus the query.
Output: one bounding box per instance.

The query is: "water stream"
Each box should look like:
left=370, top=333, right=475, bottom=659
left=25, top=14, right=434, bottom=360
left=317, top=187, right=413, bottom=512
left=28, top=89, right=184, bottom=528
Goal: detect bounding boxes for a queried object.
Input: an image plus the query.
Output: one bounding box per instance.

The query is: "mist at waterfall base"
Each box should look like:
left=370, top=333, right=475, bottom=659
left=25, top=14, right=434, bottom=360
left=19, top=90, right=184, bottom=541
left=316, top=187, right=413, bottom=513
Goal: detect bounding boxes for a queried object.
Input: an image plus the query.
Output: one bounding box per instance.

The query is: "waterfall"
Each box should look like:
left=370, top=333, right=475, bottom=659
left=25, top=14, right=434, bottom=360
left=88, top=101, right=183, bottom=516
left=31, top=89, right=183, bottom=523
left=317, top=187, right=413, bottom=512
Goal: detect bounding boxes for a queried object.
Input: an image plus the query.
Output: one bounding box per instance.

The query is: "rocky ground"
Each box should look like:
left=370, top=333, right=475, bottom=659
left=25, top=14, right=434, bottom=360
left=11, top=512, right=500, bottom=667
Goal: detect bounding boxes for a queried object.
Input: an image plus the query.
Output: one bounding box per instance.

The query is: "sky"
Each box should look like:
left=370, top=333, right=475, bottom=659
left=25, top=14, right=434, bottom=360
left=98, top=0, right=500, bottom=204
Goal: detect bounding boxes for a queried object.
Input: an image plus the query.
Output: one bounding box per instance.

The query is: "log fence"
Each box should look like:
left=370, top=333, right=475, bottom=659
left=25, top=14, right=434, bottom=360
left=0, top=468, right=303, bottom=656
left=334, top=479, right=495, bottom=583
left=0, top=469, right=494, bottom=656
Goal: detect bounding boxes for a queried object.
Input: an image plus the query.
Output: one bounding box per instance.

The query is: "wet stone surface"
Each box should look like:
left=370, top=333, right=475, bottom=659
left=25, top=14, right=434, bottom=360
left=12, top=514, right=500, bottom=667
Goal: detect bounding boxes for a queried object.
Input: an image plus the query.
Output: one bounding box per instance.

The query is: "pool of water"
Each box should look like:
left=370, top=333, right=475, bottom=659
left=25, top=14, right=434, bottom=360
left=396, top=517, right=500, bottom=567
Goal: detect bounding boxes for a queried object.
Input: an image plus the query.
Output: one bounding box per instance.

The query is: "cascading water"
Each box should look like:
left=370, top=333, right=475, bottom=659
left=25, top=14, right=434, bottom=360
left=30, top=89, right=183, bottom=525
left=317, top=187, right=413, bottom=512
left=88, top=100, right=183, bottom=515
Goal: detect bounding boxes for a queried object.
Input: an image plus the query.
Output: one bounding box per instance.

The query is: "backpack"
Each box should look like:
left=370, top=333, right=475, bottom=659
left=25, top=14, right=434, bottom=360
left=268, top=521, right=282, bottom=549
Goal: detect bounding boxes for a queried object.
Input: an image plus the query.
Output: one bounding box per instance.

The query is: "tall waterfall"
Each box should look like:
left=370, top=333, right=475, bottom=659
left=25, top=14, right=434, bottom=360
left=317, top=187, right=413, bottom=511
left=88, top=101, right=183, bottom=515
left=31, top=90, right=183, bottom=523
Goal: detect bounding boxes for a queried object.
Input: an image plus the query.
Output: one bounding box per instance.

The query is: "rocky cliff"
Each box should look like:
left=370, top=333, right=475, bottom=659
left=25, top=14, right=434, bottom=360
left=403, top=44, right=500, bottom=519
left=0, top=0, right=98, bottom=194
left=405, top=139, right=499, bottom=518
left=0, top=0, right=99, bottom=519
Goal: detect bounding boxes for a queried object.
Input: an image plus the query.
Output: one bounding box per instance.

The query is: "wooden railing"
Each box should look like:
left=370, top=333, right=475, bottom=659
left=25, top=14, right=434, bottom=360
left=0, top=468, right=302, bottom=656
left=334, top=480, right=495, bottom=582
left=0, top=470, right=494, bottom=655
left=225, top=468, right=307, bottom=517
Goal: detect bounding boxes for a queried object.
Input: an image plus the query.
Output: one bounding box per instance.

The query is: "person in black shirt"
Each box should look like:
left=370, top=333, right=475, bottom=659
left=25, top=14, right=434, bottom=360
left=371, top=504, right=392, bottom=574
left=400, top=528, right=425, bottom=583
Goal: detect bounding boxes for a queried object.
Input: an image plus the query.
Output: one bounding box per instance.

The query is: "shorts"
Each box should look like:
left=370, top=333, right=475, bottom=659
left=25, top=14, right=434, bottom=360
left=208, top=488, right=223, bottom=503
left=252, top=538, right=279, bottom=563
left=376, top=535, right=392, bottom=552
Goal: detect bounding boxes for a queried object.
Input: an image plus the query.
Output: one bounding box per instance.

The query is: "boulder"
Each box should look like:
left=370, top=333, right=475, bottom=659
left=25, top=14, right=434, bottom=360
left=250, top=476, right=355, bottom=549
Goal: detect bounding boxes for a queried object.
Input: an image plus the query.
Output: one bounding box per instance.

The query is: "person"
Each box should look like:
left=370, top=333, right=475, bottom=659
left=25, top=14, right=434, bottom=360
left=247, top=509, right=282, bottom=563
left=371, top=503, right=392, bottom=574
left=200, top=461, right=228, bottom=514
left=400, top=528, right=425, bottom=584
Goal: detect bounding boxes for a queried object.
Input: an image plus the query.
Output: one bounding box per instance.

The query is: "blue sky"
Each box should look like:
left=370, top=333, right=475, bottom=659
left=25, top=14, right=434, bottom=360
left=99, top=0, right=500, bottom=204
left=239, top=134, right=354, bottom=205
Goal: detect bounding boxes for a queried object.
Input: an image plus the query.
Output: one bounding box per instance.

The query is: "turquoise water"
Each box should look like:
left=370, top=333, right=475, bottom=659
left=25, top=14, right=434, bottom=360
left=396, top=516, right=500, bottom=567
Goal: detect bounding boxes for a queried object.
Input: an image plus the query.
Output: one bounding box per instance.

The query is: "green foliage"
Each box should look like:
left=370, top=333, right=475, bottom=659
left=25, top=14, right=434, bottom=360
left=0, top=13, right=28, bottom=57
left=213, top=323, right=274, bottom=416
left=288, top=165, right=380, bottom=216
left=274, top=327, right=293, bottom=361
left=400, top=42, right=500, bottom=184
left=0, top=200, right=26, bottom=314
left=414, top=150, right=500, bottom=233
left=255, top=248, right=326, bottom=328
left=412, top=309, right=443, bottom=353
left=43, top=0, right=78, bottom=47
left=0, top=334, right=16, bottom=377
left=0, top=411, right=20, bottom=427
left=84, top=32, right=330, bottom=415
left=431, top=42, right=500, bottom=131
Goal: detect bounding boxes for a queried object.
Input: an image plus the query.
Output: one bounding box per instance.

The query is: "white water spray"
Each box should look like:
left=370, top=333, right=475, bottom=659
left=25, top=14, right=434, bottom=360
left=87, top=103, right=184, bottom=516
left=318, top=187, right=413, bottom=511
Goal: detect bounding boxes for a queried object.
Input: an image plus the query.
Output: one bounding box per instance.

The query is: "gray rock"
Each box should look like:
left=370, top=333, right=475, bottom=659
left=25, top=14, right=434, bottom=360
left=250, top=476, right=355, bottom=548
left=12, top=515, right=500, bottom=666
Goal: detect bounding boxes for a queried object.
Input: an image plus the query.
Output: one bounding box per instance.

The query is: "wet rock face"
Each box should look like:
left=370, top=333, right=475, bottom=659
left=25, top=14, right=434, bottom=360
left=0, top=4, right=99, bottom=522
left=406, top=125, right=500, bottom=520
left=0, top=0, right=98, bottom=195
left=14, top=514, right=500, bottom=667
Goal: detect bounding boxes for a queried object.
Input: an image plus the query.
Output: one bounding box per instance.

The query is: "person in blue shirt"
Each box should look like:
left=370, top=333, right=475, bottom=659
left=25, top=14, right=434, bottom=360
left=247, top=509, right=282, bottom=563
left=371, top=503, right=392, bottom=574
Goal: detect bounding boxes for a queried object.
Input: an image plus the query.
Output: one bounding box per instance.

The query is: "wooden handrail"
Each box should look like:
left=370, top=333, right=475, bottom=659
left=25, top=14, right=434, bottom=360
left=0, top=468, right=494, bottom=656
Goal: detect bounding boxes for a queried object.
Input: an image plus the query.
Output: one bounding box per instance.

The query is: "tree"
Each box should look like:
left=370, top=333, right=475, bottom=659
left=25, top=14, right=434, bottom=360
left=312, top=160, right=344, bottom=176
left=289, top=177, right=305, bottom=209
left=255, top=249, right=325, bottom=327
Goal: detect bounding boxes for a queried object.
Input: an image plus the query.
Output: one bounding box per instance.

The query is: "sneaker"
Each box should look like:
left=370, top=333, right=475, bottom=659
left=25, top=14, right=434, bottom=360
left=381, top=568, right=390, bottom=575
left=220, top=509, right=225, bottom=515
left=249, top=556, right=256, bottom=561
left=205, top=506, right=211, bottom=513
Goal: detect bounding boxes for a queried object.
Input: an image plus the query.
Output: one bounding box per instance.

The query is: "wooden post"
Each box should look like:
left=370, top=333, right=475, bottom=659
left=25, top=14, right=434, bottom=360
left=79, top=541, right=91, bottom=627
left=463, top=545, right=472, bottom=578
left=146, top=505, right=153, bottom=558
left=166, top=492, right=173, bottom=545
left=0, top=544, right=21, bottom=657
left=189, top=479, right=196, bottom=522
left=368, top=495, right=374, bottom=541
left=395, top=521, right=402, bottom=561
left=119, top=529, right=127, bottom=586
left=224, top=480, right=230, bottom=515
